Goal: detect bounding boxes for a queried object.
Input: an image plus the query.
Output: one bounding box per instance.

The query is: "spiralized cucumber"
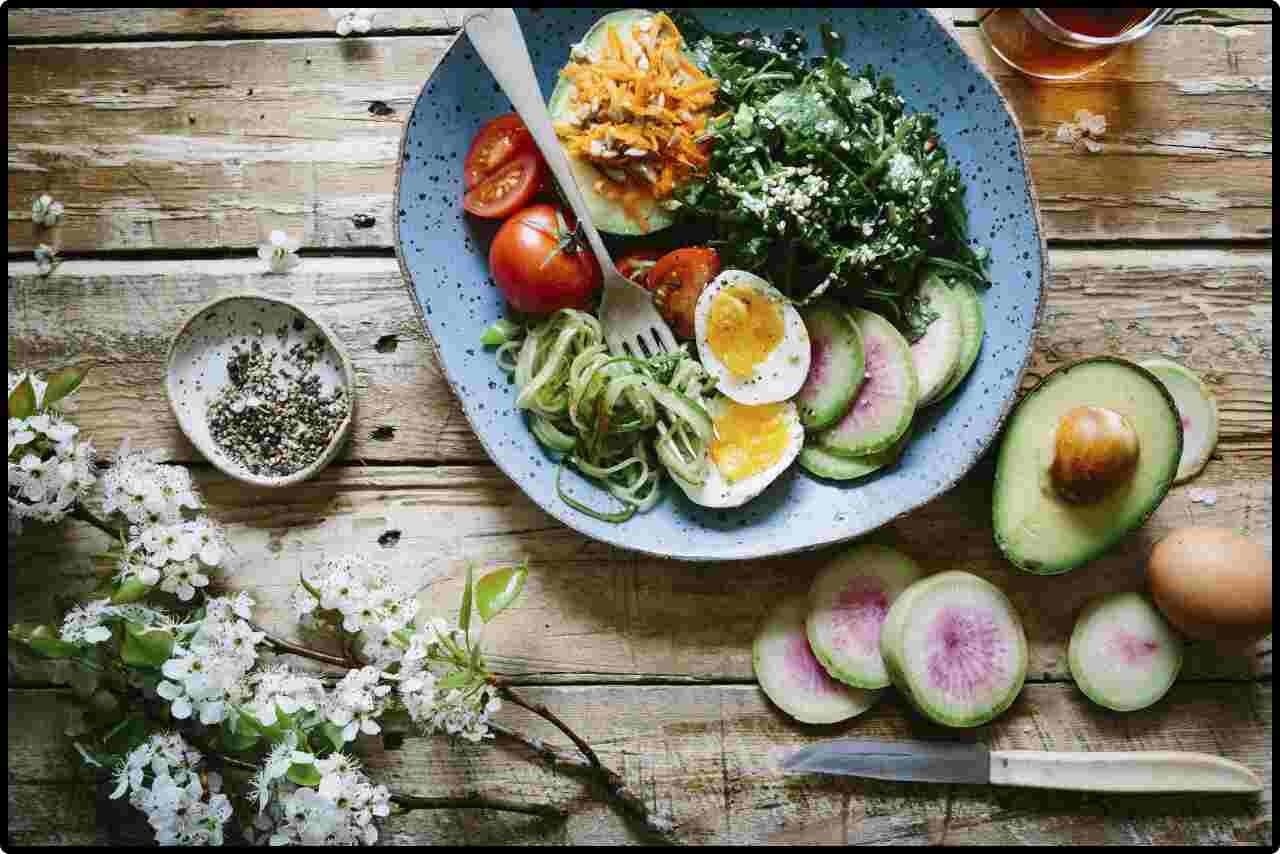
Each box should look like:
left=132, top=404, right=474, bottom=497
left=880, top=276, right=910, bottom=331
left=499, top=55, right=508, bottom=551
left=496, top=309, right=717, bottom=521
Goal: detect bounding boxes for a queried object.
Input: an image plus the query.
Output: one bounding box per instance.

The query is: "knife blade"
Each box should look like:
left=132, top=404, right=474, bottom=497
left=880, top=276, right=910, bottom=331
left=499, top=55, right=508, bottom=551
left=780, top=739, right=990, bottom=784
left=780, top=739, right=1264, bottom=793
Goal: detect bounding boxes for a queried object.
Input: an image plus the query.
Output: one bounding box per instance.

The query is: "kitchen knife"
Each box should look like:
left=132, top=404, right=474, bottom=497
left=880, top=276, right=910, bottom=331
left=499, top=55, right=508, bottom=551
left=779, top=739, right=1262, bottom=793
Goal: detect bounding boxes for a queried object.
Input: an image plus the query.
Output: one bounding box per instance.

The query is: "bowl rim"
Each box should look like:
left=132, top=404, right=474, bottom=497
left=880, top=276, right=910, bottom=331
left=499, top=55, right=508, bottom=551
left=163, top=290, right=357, bottom=489
left=392, top=8, right=1048, bottom=561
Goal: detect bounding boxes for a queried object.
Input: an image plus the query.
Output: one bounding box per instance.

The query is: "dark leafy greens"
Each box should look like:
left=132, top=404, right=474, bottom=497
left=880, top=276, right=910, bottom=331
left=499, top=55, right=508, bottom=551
left=666, top=12, right=990, bottom=339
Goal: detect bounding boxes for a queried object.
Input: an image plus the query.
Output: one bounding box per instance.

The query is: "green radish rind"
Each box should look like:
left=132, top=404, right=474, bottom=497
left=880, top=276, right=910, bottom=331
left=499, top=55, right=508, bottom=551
left=547, top=9, right=678, bottom=236
left=798, top=426, right=912, bottom=481
left=880, top=571, right=1028, bottom=728
left=796, top=301, right=866, bottom=431
left=805, top=544, right=927, bottom=690
left=1067, top=591, right=1183, bottom=713
left=910, top=274, right=964, bottom=407
left=931, top=280, right=985, bottom=405
left=1138, top=358, right=1219, bottom=484
left=752, top=594, right=881, bottom=724
left=992, top=357, right=1183, bottom=576
left=815, top=309, right=919, bottom=458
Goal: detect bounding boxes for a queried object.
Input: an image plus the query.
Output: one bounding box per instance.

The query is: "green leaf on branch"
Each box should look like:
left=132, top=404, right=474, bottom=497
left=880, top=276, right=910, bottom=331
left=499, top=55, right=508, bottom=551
left=21, top=624, right=82, bottom=659
left=120, top=622, right=174, bottom=668
left=436, top=670, right=471, bottom=692
left=287, top=762, right=323, bottom=787
left=469, top=639, right=483, bottom=674
left=299, top=569, right=322, bottom=602
left=111, top=578, right=153, bottom=604
left=320, top=722, right=347, bottom=754
left=42, top=364, right=90, bottom=406
left=459, top=563, right=474, bottom=642
left=475, top=562, right=528, bottom=623
left=222, top=723, right=260, bottom=752
left=8, top=377, right=37, bottom=419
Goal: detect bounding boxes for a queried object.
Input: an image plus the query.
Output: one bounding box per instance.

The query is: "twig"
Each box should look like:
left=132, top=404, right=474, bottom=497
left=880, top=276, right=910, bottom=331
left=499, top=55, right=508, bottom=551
left=496, top=684, right=601, bottom=769
left=490, top=716, right=679, bottom=844
left=70, top=504, right=124, bottom=539
left=391, top=793, right=566, bottom=820
left=248, top=621, right=357, bottom=669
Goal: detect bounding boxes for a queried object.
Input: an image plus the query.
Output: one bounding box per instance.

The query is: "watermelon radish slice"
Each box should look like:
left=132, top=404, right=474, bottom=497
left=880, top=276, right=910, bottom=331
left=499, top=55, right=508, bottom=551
left=796, top=301, right=865, bottom=431
left=1068, top=591, right=1183, bottom=712
left=909, top=274, right=963, bottom=406
left=798, top=426, right=912, bottom=482
left=931, top=280, right=985, bottom=405
left=814, top=309, right=918, bottom=458
left=752, top=594, right=881, bottom=724
left=1138, top=359, right=1218, bottom=483
left=880, top=571, right=1027, bottom=728
left=806, top=544, right=927, bottom=689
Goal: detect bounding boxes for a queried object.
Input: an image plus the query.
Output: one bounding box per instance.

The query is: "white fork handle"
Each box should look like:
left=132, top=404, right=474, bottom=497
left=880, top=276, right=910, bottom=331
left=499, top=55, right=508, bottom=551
left=462, top=8, right=617, bottom=276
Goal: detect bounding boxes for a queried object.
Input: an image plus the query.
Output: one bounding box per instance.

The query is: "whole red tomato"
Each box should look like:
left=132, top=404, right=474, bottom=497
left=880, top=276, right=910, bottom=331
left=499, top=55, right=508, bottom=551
left=489, top=205, right=601, bottom=314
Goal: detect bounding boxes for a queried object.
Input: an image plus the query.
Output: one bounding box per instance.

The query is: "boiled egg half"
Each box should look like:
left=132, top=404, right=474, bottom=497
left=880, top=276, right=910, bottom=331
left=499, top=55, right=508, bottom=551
left=694, top=270, right=810, bottom=405
left=673, top=394, right=804, bottom=508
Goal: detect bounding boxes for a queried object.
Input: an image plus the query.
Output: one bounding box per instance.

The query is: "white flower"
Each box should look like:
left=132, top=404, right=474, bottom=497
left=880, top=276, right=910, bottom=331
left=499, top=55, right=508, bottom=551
left=254, top=752, right=391, bottom=845
left=32, top=193, right=65, bottom=227
left=124, top=516, right=226, bottom=600
left=241, top=664, right=328, bottom=731
left=155, top=593, right=263, bottom=725
left=330, top=8, right=375, bottom=36
left=297, top=554, right=418, bottom=657
left=34, top=243, right=61, bottom=276
left=102, top=439, right=204, bottom=526
left=7, top=405, right=95, bottom=528
left=325, top=666, right=391, bottom=742
left=258, top=229, right=301, bottom=273
left=59, top=598, right=118, bottom=645
left=109, top=733, right=231, bottom=845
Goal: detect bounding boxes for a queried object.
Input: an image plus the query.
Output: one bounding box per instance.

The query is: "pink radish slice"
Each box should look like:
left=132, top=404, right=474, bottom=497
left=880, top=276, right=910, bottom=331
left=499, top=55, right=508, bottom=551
left=1068, top=591, right=1182, bottom=712
left=806, top=544, right=926, bottom=689
left=753, top=594, right=880, bottom=724
left=815, top=309, right=918, bottom=457
left=909, top=274, right=963, bottom=406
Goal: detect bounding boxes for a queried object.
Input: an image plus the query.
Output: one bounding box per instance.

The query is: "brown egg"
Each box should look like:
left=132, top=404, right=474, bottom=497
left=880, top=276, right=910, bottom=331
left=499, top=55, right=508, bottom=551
left=1147, top=527, right=1272, bottom=643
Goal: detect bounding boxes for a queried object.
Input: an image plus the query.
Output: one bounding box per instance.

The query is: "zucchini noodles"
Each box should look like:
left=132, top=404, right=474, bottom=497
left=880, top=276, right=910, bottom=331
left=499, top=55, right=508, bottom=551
left=492, top=309, right=717, bottom=522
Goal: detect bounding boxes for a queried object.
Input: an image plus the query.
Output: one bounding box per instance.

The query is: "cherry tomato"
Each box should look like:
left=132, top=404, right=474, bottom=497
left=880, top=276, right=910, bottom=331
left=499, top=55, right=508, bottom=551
left=616, top=249, right=665, bottom=287
left=489, top=204, right=602, bottom=314
left=645, top=247, right=721, bottom=339
left=463, top=152, right=546, bottom=219
left=463, top=114, right=536, bottom=189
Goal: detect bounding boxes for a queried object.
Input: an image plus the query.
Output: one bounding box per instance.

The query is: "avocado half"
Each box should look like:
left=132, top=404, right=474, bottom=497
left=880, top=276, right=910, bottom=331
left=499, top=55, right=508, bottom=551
left=992, top=357, right=1183, bottom=575
left=547, top=9, right=684, bottom=236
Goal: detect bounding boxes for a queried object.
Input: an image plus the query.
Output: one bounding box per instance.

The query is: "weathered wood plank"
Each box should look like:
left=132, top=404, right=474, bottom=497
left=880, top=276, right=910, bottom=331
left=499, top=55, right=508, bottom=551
left=7, top=8, right=1270, bottom=42
left=5, top=8, right=461, bottom=41
left=7, top=25, right=1271, bottom=250
left=7, top=456, right=1271, bottom=686
left=7, top=247, right=1271, bottom=465
left=7, top=683, right=1272, bottom=845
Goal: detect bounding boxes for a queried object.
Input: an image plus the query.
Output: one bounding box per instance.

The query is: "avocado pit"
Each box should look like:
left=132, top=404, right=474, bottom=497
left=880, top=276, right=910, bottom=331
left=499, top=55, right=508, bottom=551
left=1049, top=405, right=1140, bottom=503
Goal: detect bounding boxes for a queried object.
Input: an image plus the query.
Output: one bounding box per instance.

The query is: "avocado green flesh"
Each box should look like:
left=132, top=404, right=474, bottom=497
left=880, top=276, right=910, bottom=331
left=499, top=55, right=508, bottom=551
left=547, top=9, right=678, bottom=236
left=993, top=358, right=1183, bottom=575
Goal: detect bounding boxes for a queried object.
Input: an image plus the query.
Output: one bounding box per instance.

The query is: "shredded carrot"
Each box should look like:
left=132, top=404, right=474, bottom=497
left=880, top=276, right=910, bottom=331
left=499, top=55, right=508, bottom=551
left=554, top=12, right=717, bottom=200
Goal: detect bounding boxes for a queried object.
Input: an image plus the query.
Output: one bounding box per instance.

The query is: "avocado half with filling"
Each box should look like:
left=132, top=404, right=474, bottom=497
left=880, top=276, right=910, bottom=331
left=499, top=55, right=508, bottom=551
left=547, top=9, right=693, bottom=236
left=993, top=357, right=1182, bottom=575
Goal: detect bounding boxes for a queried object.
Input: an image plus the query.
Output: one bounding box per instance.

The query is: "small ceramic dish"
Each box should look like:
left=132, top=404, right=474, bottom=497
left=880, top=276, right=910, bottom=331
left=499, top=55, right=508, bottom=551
left=165, top=292, right=356, bottom=487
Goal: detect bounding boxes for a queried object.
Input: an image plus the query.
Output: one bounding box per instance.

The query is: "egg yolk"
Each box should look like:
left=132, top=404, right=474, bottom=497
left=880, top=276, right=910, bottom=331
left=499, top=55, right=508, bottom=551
left=709, top=400, right=790, bottom=482
left=707, top=285, right=784, bottom=378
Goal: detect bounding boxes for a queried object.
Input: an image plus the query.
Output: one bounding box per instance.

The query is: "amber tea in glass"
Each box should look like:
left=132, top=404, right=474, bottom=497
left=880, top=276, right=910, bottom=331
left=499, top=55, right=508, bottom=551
left=980, top=8, right=1174, bottom=80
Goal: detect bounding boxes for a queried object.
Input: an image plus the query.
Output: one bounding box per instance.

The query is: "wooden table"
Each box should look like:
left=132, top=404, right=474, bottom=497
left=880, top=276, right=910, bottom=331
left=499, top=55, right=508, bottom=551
left=7, top=8, right=1272, bottom=845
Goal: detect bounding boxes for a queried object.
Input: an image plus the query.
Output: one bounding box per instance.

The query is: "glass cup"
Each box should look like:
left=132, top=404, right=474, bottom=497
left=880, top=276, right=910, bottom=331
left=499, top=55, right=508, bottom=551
left=979, top=8, right=1175, bottom=80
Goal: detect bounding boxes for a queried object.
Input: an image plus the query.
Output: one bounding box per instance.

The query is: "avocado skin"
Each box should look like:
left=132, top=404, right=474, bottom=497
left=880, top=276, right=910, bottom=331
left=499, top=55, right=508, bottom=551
left=992, top=356, right=1184, bottom=575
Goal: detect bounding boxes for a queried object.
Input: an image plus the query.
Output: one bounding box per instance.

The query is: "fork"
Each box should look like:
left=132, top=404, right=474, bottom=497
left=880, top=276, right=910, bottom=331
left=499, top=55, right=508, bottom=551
left=462, top=7, right=679, bottom=358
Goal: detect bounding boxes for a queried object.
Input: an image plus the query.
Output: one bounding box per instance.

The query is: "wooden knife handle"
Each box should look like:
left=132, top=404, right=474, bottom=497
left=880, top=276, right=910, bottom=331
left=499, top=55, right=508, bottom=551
left=988, top=750, right=1262, bottom=793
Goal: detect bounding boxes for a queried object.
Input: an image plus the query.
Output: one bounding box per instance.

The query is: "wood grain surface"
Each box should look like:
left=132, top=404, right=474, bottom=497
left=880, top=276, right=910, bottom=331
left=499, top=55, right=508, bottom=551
left=8, top=683, right=1272, bottom=846
left=6, top=16, right=1272, bottom=251
left=6, top=6, right=1273, bottom=848
left=7, top=247, right=1272, bottom=465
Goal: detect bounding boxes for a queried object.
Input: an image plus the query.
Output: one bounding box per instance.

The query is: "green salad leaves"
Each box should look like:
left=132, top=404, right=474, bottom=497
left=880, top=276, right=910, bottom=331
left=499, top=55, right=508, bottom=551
left=667, top=13, right=990, bottom=336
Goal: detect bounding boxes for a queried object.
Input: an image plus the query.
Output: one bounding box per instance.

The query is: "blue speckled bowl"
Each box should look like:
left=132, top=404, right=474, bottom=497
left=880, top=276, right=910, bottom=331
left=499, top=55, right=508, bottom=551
left=395, top=8, right=1045, bottom=561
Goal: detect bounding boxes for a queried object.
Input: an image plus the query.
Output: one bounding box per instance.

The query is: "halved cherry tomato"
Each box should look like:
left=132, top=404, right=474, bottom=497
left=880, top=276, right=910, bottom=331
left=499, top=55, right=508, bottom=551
left=489, top=204, right=602, bottom=314
left=463, top=152, right=546, bottom=219
left=645, top=247, right=721, bottom=339
left=463, top=113, right=536, bottom=189
left=616, top=249, right=665, bottom=287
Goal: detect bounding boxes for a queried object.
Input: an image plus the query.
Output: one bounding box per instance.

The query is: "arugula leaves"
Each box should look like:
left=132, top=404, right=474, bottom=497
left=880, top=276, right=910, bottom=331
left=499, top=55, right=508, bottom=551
left=666, top=13, right=990, bottom=336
